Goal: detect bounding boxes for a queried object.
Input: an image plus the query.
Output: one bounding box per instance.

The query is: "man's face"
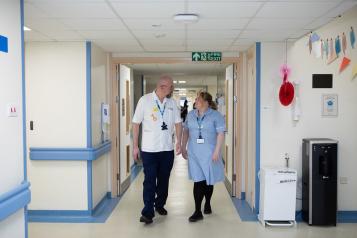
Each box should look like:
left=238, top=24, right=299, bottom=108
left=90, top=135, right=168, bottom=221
left=158, top=80, right=173, bottom=97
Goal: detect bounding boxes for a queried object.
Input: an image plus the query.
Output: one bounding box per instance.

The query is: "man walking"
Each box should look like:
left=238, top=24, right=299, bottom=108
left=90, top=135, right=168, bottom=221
left=132, top=75, right=182, bottom=224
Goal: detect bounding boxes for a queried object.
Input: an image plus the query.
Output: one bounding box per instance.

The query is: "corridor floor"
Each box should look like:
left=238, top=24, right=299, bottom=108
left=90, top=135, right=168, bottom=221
left=29, top=157, right=357, bottom=238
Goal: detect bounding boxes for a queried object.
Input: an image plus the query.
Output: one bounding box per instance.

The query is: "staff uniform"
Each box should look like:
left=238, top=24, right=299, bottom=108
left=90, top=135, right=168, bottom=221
left=133, top=91, right=181, bottom=219
left=183, top=108, right=225, bottom=185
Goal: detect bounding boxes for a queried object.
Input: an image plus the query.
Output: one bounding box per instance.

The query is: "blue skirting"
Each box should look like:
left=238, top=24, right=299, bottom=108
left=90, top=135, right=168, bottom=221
left=30, top=141, right=111, bottom=161
left=0, top=182, right=31, bottom=221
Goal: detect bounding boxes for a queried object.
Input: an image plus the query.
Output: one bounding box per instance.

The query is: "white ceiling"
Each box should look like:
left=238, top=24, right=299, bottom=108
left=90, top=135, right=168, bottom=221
left=24, top=0, right=357, bottom=54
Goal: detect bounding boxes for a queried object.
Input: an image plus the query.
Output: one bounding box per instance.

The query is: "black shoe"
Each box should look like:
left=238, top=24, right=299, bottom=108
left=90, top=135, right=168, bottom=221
left=204, top=204, right=212, bottom=214
left=188, top=211, right=203, bottom=222
left=140, top=215, right=153, bottom=224
left=155, top=207, right=168, bottom=215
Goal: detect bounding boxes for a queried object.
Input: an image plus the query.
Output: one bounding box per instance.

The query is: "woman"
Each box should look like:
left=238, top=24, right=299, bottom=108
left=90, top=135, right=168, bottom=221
left=181, top=92, right=225, bottom=222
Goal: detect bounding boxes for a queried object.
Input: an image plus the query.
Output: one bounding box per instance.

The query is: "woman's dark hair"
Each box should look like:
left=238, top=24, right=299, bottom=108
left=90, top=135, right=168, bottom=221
left=198, top=91, right=217, bottom=110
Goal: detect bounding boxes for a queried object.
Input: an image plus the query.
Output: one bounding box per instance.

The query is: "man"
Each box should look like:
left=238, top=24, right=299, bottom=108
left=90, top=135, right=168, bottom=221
left=132, top=75, right=182, bottom=224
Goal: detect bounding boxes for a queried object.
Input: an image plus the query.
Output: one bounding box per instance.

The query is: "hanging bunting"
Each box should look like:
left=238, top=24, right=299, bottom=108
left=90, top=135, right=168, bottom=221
left=352, top=64, right=357, bottom=79
left=312, top=40, right=322, bottom=58
left=350, top=26, right=355, bottom=49
left=308, top=33, right=312, bottom=54
left=311, top=33, right=320, bottom=42
left=339, top=57, right=351, bottom=72
left=335, top=35, right=341, bottom=56
left=328, top=38, right=338, bottom=64
left=342, top=32, right=347, bottom=55
left=321, top=40, right=324, bottom=59
left=325, top=39, right=329, bottom=59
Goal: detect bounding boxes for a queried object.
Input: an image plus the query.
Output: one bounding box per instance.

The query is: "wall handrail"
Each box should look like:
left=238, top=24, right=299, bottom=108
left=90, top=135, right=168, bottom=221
left=30, top=140, right=111, bottom=161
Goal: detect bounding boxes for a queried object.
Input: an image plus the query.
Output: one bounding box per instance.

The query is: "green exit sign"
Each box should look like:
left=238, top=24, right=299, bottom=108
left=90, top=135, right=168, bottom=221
left=192, top=52, right=222, bottom=62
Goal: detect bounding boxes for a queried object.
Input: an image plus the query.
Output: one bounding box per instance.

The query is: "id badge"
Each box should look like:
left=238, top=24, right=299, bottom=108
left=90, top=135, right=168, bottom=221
left=196, top=138, right=205, bottom=144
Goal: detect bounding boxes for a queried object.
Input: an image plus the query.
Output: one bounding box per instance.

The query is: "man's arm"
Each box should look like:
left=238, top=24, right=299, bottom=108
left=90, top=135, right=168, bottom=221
left=132, top=123, right=140, bottom=161
left=181, top=127, right=189, bottom=160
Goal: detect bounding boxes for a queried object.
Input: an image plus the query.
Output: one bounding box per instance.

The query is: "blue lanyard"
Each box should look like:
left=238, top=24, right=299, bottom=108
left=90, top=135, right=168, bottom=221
left=155, top=100, right=166, bottom=119
left=196, top=115, right=205, bottom=138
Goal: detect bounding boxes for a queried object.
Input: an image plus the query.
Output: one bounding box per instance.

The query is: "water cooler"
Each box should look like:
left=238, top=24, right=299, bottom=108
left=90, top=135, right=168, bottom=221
left=302, top=138, right=338, bottom=226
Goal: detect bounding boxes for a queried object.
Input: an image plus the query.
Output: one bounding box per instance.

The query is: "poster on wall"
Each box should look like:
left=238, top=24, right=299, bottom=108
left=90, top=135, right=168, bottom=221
left=322, top=94, right=338, bottom=117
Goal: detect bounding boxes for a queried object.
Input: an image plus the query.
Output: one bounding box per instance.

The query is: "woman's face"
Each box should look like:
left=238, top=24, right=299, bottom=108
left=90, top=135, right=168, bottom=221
left=195, top=95, right=208, bottom=110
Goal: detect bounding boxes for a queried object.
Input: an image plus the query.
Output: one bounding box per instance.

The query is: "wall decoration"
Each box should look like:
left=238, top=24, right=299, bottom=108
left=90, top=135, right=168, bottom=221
left=322, top=94, right=338, bottom=117
left=350, top=26, right=355, bottom=49
left=339, top=57, right=351, bottom=72
left=352, top=64, right=357, bottom=79
left=342, top=32, right=347, bottom=54
left=327, top=38, right=338, bottom=64
left=279, top=64, right=294, bottom=106
left=312, top=40, right=321, bottom=58
left=0, top=35, right=8, bottom=53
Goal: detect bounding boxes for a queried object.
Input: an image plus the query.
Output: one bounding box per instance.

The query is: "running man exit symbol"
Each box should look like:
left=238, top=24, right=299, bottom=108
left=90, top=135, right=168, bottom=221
left=192, top=52, right=221, bottom=61
left=0, top=35, right=9, bottom=53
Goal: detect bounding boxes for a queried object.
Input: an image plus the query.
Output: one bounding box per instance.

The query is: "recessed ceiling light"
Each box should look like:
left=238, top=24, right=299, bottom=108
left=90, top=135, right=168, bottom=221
left=173, top=81, right=177, bottom=83
left=152, top=24, right=162, bottom=28
left=154, top=33, right=166, bottom=38
left=178, top=80, right=186, bottom=84
left=173, top=14, right=199, bottom=24
left=24, top=26, right=31, bottom=31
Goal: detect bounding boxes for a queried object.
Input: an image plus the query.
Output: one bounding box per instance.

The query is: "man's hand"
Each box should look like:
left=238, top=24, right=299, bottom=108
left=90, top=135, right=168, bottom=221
left=133, top=146, right=140, bottom=162
left=175, top=142, right=181, bottom=155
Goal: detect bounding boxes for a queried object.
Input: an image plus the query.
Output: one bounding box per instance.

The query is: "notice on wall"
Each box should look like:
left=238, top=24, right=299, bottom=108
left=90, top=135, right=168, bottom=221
left=322, top=94, right=338, bottom=117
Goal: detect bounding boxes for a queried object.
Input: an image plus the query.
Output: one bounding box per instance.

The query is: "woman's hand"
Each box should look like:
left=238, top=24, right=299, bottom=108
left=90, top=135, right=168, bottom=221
left=182, top=147, right=188, bottom=160
left=212, top=150, right=219, bottom=162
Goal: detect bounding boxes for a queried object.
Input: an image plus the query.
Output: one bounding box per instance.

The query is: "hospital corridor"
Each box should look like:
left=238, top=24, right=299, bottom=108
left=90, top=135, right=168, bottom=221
left=1, top=0, right=357, bottom=238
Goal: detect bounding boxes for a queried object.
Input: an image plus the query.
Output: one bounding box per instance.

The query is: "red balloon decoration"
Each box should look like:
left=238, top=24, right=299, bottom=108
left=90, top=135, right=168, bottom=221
left=279, top=65, right=294, bottom=106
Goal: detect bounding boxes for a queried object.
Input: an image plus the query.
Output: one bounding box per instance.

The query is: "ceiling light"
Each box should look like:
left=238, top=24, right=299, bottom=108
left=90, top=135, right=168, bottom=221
left=173, top=14, right=199, bottom=24
left=173, top=81, right=177, bottom=84
left=178, top=80, right=186, bottom=84
left=24, top=26, right=31, bottom=31
left=154, top=33, right=166, bottom=38
left=152, top=24, right=162, bottom=28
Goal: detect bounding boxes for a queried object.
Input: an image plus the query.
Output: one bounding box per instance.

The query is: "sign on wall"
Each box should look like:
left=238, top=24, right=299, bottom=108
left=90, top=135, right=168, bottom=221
left=192, top=52, right=221, bottom=61
left=322, top=94, right=338, bottom=117
left=0, top=35, right=8, bottom=53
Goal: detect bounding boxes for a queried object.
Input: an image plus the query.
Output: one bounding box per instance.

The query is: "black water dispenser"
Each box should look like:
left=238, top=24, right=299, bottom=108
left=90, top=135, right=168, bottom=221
left=302, top=138, right=338, bottom=226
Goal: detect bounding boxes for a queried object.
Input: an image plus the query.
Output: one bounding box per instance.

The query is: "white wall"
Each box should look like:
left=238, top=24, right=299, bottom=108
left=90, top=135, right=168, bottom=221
left=0, top=0, right=25, bottom=238
left=260, top=6, right=357, bottom=211
left=91, top=43, right=110, bottom=207
left=25, top=42, right=88, bottom=210
left=0, top=0, right=26, bottom=237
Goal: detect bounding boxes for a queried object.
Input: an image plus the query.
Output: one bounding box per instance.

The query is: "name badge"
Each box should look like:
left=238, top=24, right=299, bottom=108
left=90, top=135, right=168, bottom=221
left=196, top=138, right=205, bottom=144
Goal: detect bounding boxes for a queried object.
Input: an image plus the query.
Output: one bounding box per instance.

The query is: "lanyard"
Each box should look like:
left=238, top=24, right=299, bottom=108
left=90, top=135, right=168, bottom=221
left=155, top=100, right=166, bottom=120
left=196, top=115, right=205, bottom=138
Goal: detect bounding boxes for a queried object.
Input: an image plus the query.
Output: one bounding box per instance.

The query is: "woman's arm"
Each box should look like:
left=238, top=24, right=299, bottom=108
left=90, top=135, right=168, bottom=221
left=212, top=132, right=225, bottom=161
left=181, top=127, right=189, bottom=160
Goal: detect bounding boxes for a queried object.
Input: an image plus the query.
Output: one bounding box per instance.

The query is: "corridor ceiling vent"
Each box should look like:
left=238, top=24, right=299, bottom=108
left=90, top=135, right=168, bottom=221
left=173, top=14, right=199, bottom=24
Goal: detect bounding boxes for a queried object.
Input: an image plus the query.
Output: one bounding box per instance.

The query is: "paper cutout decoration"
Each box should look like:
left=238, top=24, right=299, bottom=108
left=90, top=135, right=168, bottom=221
left=321, top=40, right=324, bottom=59
left=311, top=33, right=320, bottom=42
left=325, top=39, right=329, bottom=58
left=279, top=64, right=294, bottom=106
left=313, top=40, right=321, bottom=58
left=339, top=57, right=351, bottom=72
left=342, top=32, right=347, bottom=55
left=309, top=34, right=312, bottom=54
left=352, top=64, right=357, bottom=79
left=350, top=26, right=355, bottom=49
left=335, top=35, right=341, bottom=56
left=328, top=38, right=337, bottom=64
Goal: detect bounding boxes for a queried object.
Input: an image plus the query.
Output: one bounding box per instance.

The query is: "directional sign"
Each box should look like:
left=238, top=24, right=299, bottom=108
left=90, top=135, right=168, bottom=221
left=192, top=52, right=221, bottom=62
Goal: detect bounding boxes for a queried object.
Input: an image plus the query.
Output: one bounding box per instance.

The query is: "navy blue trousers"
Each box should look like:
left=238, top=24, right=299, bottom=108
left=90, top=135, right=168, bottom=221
left=141, top=150, right=174, bottom=218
